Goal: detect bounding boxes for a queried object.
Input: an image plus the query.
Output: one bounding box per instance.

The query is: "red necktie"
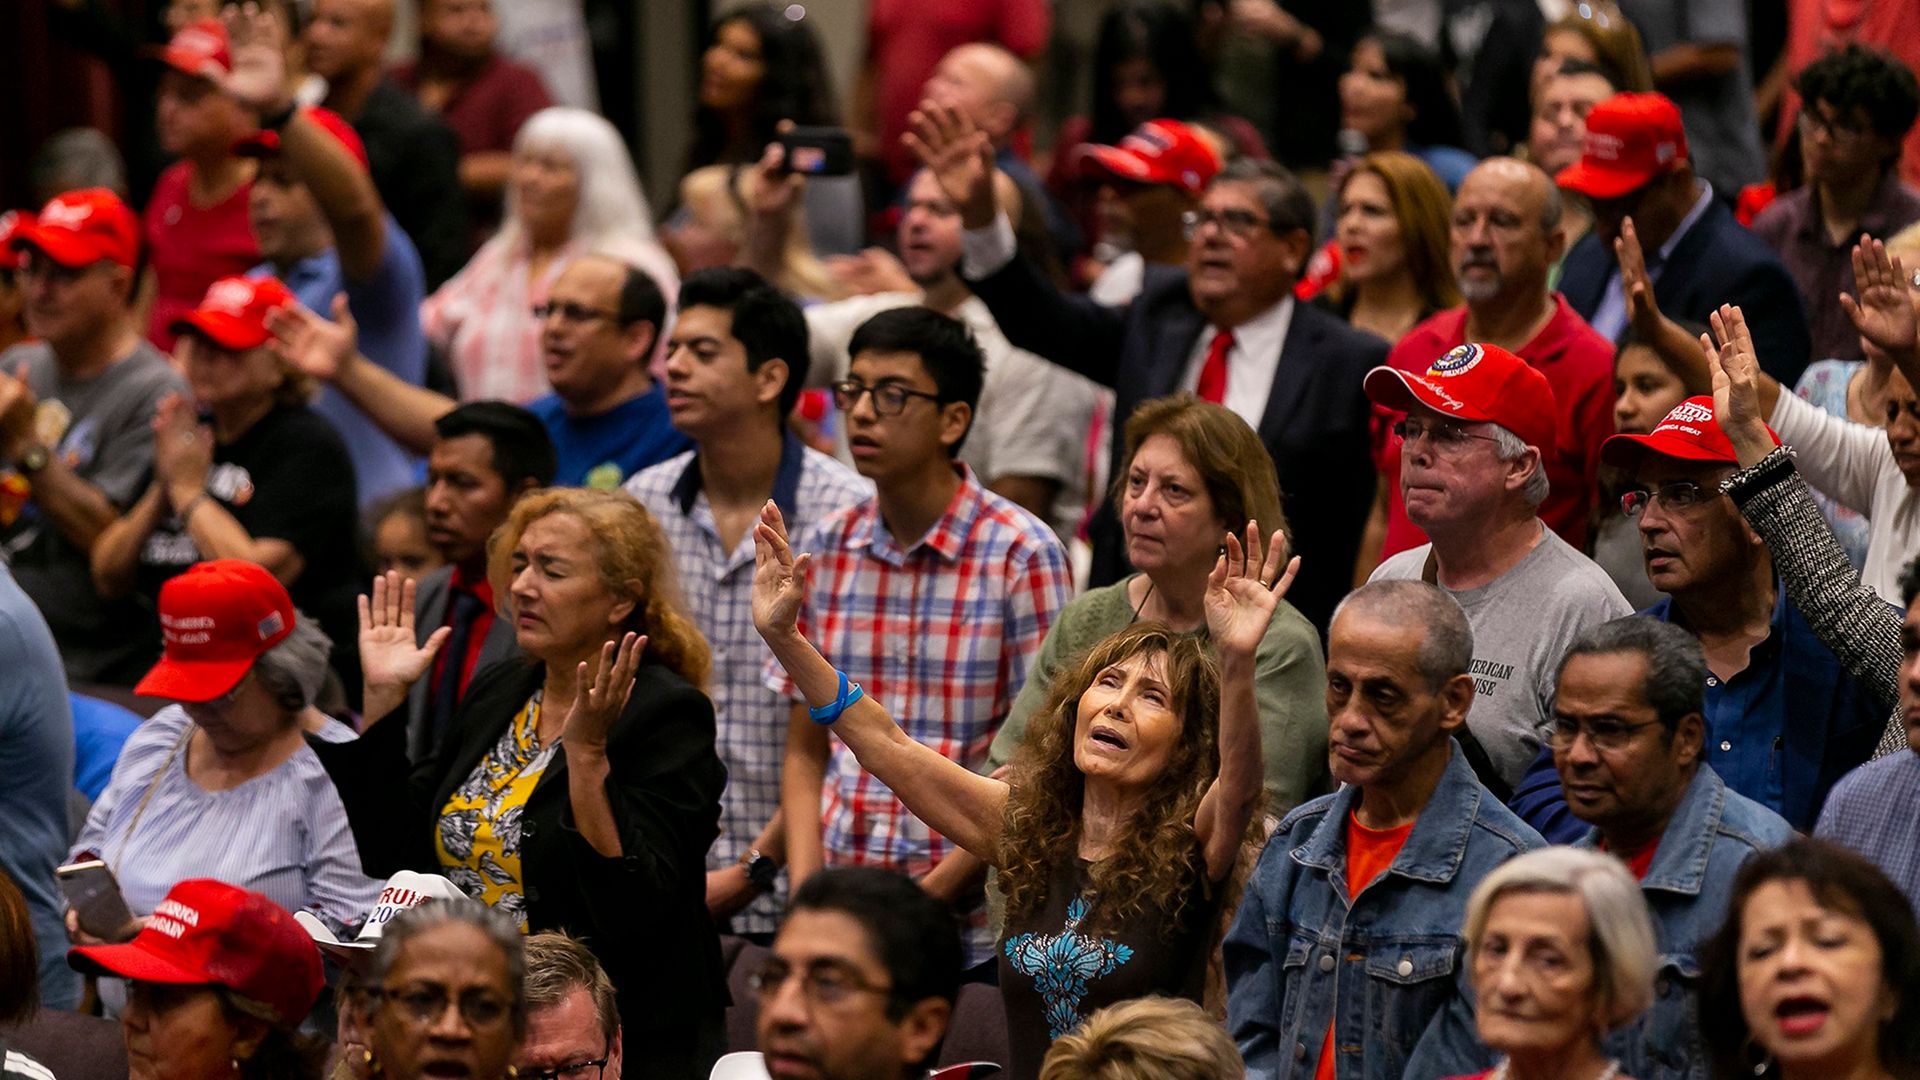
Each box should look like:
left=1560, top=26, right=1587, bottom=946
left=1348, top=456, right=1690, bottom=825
left=1196, top=328, right=1234, bottom=404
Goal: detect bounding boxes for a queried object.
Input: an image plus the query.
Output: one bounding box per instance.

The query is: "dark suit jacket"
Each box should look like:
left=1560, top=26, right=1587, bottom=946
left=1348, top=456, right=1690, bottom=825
left=313, top=659, right=728, bottom=1078
left=1559, top=196, right=1813, bottom=386
left=968, top=255, right=1385, bottom=630
left=406, top=564, right=521, bottom=761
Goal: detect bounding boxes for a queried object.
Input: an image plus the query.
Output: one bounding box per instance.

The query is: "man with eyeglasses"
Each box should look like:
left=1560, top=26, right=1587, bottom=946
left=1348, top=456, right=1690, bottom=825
left=521, top=932, right=625, bottom=1080
left=269, top=254, right=688, bottom=489
left=1547, top=616, right=1791, bottom=1080
left=1368, top=156, right=1616, bottom=567
left=909, top=101, right=1384, bottom=631
left=767, top=307, right=1069, bottom=972
left=1584, top=395, right=1883, bottom=830
left=0, top=188, right=188, bottom=686
left=1556, top=92, right=1811, bottom=384
left=752, top=867, right=960, bottom=1080
left=1753, top=45, right=1920, bottom=365
left=1365, top=342, right=1631, bottom=800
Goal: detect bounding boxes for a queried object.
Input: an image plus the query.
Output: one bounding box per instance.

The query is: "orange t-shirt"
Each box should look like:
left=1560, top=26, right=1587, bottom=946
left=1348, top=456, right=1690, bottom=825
left=1314, top=812, right=1417, bottom=1080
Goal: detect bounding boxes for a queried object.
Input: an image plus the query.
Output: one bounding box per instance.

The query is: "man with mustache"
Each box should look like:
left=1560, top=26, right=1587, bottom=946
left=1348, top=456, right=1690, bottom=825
left=1367, top=156, right=1615, bottom=566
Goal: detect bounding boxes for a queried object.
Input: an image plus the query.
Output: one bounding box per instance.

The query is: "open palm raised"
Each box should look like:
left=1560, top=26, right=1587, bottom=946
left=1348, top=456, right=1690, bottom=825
left=1204, top=524, right=1296, bottom=661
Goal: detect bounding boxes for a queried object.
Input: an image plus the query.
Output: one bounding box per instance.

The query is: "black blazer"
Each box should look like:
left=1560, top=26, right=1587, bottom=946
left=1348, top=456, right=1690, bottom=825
left=968, top=255, right=1385, bottom=630
left=313, top=659, right=728, bottom=1077
left=1558, top=196, right=1813, bottom=386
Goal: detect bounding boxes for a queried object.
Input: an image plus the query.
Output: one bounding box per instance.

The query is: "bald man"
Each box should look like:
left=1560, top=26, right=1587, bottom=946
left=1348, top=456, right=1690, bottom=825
left=1363, top=157, right=1617, bottom=569
left=304, top=0, right=467, bottom=287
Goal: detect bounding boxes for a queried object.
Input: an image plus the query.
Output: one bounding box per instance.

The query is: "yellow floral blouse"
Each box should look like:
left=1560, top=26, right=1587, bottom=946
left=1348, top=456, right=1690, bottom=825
left=435, top=692, right=559, bottom=929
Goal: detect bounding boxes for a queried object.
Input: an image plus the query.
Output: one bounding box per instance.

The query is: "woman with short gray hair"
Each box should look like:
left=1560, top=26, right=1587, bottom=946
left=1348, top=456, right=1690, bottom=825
left=1446, top=847, right=1658, bottom=1080
left=361, top=900, right=527, bottom=1080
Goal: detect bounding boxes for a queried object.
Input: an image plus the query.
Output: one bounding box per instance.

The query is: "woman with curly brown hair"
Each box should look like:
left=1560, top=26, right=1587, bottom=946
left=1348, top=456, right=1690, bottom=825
left=753, top=500, right=1290, bottom=1080
left=314, top=488, right=728, bottom=1080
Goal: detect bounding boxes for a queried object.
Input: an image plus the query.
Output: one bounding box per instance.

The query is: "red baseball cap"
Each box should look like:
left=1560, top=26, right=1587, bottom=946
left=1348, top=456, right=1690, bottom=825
left=1075, top=119, right=1223, bottom=197
left=1555, top=92, right=1689, bottom=201
left=170, top=276, right=297, bottom=350
left=0, top=211, right=36, bottom=272
left=1600, top=395, right=1780, bottom=469
left=1364, top=342, right=1558, bottom=452
left=69, top=878, right=323, bottom=1030
left=134, top=560, right=296, bottom=702
left=148, top=18, right=232, bottom=80
left=11, top=189, right=140, bottom=269
left=236, top=107, right=371, bottom=172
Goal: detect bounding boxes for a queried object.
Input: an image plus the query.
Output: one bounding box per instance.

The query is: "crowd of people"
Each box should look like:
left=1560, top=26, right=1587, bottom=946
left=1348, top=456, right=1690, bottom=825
left=5, top=1, right=1920, bottom=1079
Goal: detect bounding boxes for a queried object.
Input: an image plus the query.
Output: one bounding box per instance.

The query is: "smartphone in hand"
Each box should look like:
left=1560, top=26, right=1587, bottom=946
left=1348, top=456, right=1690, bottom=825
left=777, top=127, right=855, bottom=177
left=56, top=859, right=140, bottom=943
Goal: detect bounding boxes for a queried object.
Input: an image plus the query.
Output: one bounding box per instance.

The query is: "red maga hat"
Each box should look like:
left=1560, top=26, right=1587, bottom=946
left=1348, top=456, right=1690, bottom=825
left=1364, top=342, right=1558, bottom=453
left=149, top=18, right=232, bottom=81
left=133, top=560, right=296, bottom=702
left=68, top=878, right=324, bottom=1030
left=0, top=212, right=36, bottom=272
left=236, top=107, right=370, bottom=172
left=170, top=276, right=297, bottom=351
left=1600, top=395, right=1780, bottom=469
left=1555, top=92, right=1689, bottom=201
left=1075, top=119, right=1223, bottom=198
left=11, top=189, right=140, bottom=269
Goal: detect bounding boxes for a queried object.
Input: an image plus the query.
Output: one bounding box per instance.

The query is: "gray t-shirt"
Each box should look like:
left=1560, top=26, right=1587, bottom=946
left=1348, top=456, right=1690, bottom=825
left=1371, top=526, right=1632, bottom=788
left=1618, top=0, right=1767, bottom=195
left=1, top=340, right=186, bottom=684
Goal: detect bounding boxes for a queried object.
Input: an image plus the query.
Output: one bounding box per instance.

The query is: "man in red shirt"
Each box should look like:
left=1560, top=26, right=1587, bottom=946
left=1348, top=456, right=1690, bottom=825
left=391, top=0, right=553, bottom=228
left=143, top=18, right=261, bottom=353
left=1366, top=157, right=1615, bottom=568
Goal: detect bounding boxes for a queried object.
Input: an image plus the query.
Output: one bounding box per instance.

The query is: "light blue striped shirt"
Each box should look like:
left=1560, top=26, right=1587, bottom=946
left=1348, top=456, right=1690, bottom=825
left=71, top=706, right=381, bottom=934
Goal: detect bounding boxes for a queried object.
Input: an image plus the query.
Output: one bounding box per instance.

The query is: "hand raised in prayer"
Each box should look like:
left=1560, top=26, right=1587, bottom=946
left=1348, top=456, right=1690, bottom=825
left=1840, top=235, right=1919, bottom=359
left=358, top=570, right=450, bottom=724
left=1705, top=304, right=1775, bottom=469
left=1616, top=217, right=1671, bottom=346
left=267, top=293, right=359, bottom=384
left=903, top=101, right=999, bottom=231
left=1204, top=523, right=1295, bottom=663
left=563, top=632, right=642, bottom=754
left=150, top=392, right=213, bottom=499
left=219, top=4, right=293, bottom=117
left=751, top=500, right=810, bottom=643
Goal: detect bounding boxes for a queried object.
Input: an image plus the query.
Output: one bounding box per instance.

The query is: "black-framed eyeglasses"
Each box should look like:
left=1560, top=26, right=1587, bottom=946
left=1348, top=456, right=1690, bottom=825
left=1548, top=715, right=1665, bottom=753
left=522, top=1052, right=611, bottom=1080
left=532, top=301, right=618, bottom=325
left=830, top=379, right=942, bottom=417
left=370, top=984, right=513, bottom=1028
left=746, top=958, right=892, bottom=1008
left=1620, top=481, right=1712, bottom=517
left=1181, top=207, right=1273, bottom=241
left=1392, top=417, right=1500, bottom=453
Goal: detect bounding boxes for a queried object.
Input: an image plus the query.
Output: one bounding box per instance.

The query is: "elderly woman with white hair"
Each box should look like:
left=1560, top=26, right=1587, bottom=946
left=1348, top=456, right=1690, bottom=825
left=421, top=106, right=680, bottom=405
left=1445, top=847, right=1659, bottom=1080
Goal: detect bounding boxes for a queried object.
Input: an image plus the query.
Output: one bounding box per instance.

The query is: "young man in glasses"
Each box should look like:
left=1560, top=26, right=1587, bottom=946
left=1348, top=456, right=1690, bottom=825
left=769, top=306, right=1069, bottom=973
left=1546, top=615, right=1791, bottom=1080
left=754, top=867, right=960, bottom=1080
left=269, top=253, right=688, bottom=489
left=520, top=932, right=625, bottom=1080
left=624, top=268, right=868, bottom=940
left=1364, top=342, right=1631, bottom=804
left=1585, top=395, right=1884, bottom=829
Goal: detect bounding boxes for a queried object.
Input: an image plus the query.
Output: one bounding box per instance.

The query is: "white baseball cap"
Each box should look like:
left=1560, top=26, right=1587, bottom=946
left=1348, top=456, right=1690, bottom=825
left=296, top=871, right=468, bottom=960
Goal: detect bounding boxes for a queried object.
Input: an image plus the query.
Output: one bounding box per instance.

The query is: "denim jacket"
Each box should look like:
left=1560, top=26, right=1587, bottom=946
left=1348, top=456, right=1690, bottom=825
left=1225, top=744, right=1545, bottom=1080
left=1582, top=766, right=1793, bottom=1080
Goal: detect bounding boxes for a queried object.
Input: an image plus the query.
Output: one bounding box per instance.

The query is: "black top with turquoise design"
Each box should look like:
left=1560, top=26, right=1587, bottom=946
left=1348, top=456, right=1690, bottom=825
left=996, top=856, right=1220, bottom=1080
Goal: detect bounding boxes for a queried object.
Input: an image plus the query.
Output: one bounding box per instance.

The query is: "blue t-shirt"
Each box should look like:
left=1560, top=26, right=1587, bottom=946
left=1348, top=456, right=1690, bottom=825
left=71, top=693, right=142, bottom=801
left=529, top=383, right=691, bottom=489
left=258, top=216, right=428, bottom=508
left=0, top=563, right=78, bottom=1009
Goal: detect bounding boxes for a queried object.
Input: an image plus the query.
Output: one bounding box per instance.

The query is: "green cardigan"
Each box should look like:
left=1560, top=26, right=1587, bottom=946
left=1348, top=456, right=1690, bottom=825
left=985, top=575, right=1332, bottom=817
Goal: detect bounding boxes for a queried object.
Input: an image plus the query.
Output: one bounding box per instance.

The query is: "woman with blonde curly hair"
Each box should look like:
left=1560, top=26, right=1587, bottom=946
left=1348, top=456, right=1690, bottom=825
left=1038, top=996, right=1243, bottom=1080
left=314, top=488, right=729, bottom=1079
left=753, top=494, right=1292, bottom=1079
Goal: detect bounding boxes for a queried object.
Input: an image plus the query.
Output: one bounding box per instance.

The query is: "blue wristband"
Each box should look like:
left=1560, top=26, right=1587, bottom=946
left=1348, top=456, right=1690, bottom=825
left=809, top=670, right=865, bottom=725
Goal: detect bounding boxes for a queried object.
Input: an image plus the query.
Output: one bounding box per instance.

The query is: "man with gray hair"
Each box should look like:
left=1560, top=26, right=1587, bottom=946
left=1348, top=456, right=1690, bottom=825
left=1369, top=157, right=1616, bottom=561
left=1535, top=616, right=1788, bottom=1080
left=1365, top=342, right=1631, bottom=797
left=521, top=932, right=624, bottom=1080
left=1226, top=580, right=1546, bottom=1080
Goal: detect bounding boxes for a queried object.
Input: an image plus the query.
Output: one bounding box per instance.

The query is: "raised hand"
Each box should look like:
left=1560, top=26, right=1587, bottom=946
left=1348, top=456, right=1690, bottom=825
left=825, top=248, right=918, bottom=297
left=150, top=392, right=212, bottom=496
left=219, top=3, right=292, bottom=116
left=267, top=294, right=359, bottom=383
left=358, top=570, right=450, bottom=707
left=751, top=500, right=811, bottom=641
left=902, top=101, right=998, bottom=230
left=1705, top=304, right=1775, bottom=467
left=1204, top=523, right=1296, bottom=662
left=1616, top=217, right=1668, bottom=343
left=564, top=631, right=643, bottom=753
left=1840, top=235, right=1918, bottom=359
left=747, top=140, right=805, bottom=222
